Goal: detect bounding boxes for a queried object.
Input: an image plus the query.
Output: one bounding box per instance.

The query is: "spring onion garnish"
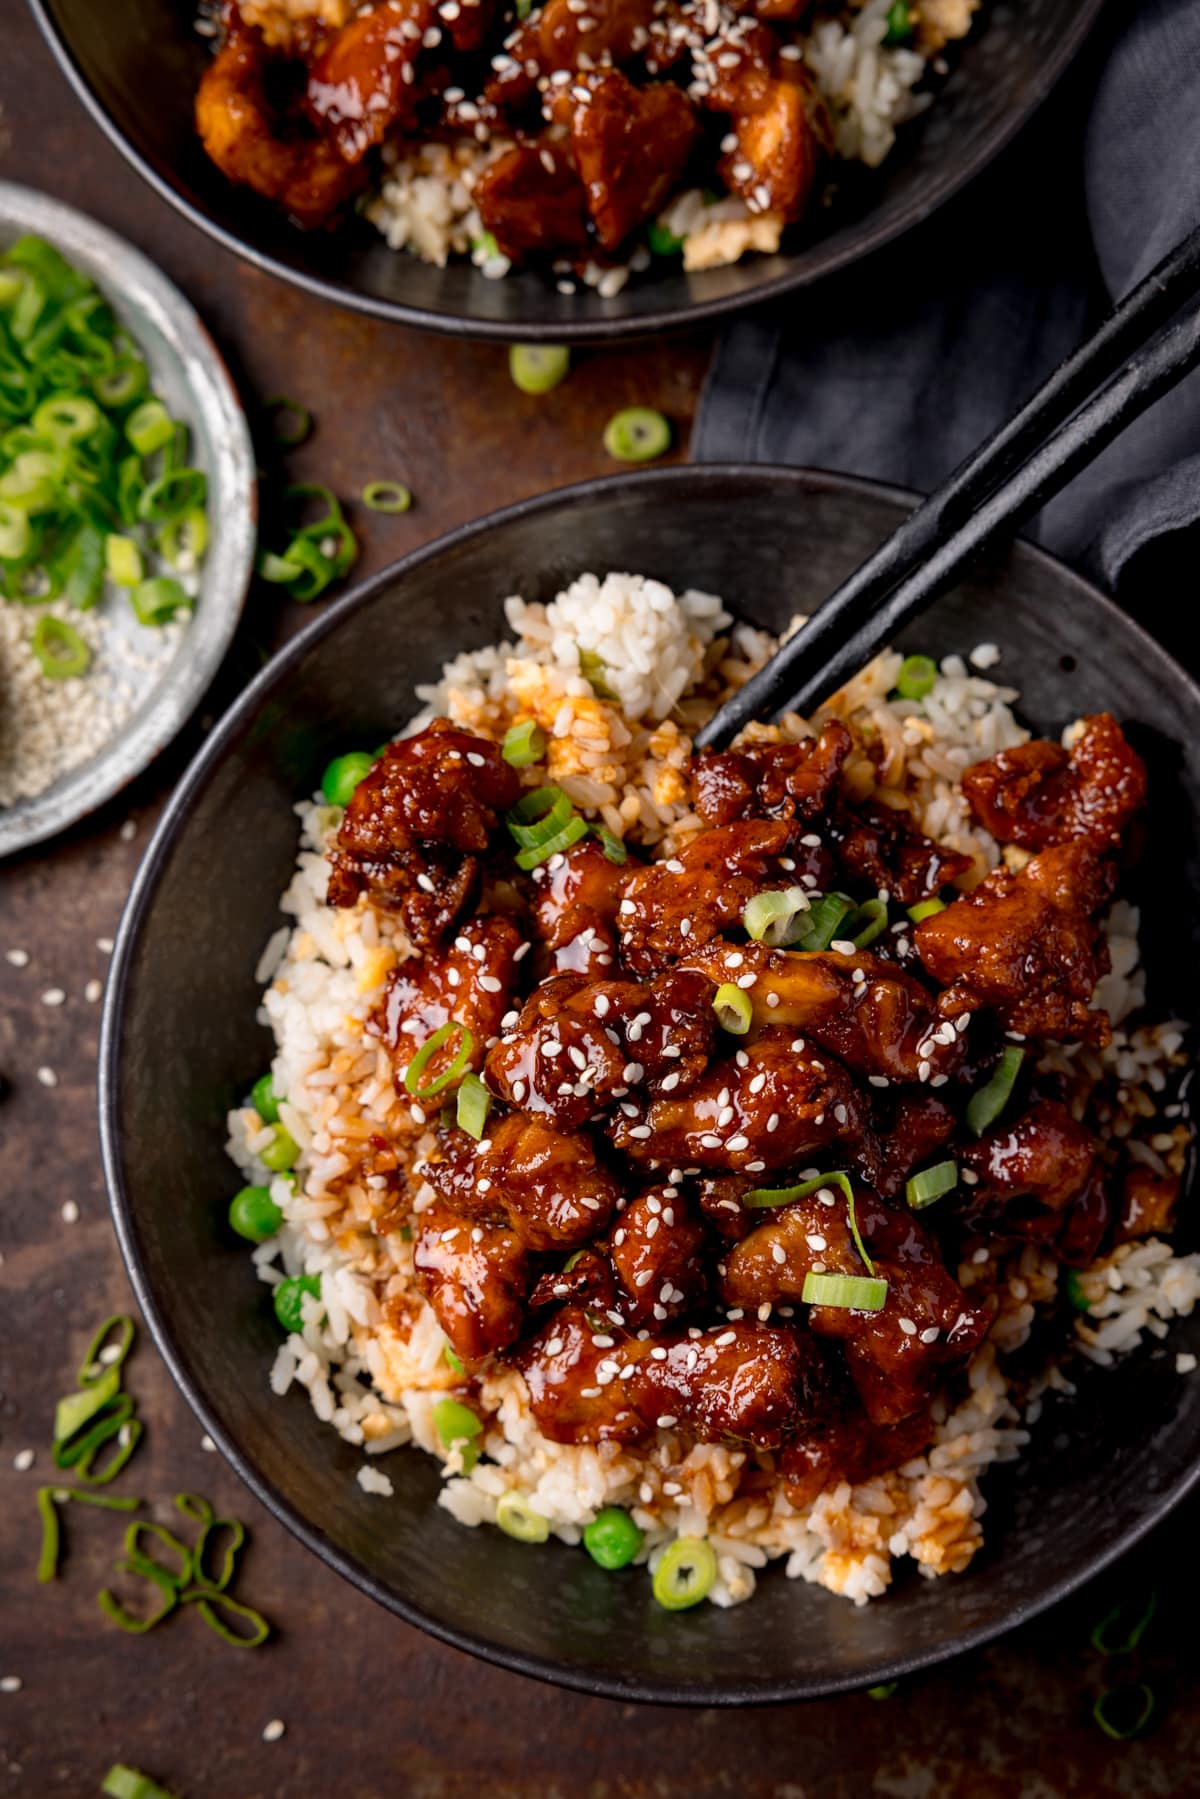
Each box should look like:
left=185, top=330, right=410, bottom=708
left=1092, top=1683, right=1155, bottom=1741
left=501, top=719, right=546, bottom=767
left=844, top=896, right=889, bottom=949
left=471, top=229, right=502, bottom=259
left=603, top=407, right=672, bottom=464
left=883, top=0, right=913, bottom=41
left=578, top=648, right=619, bottom=701
left=496, top=1491, right=551, bottom=1543
left=53, top=1389, right=131, bottom=1468
left=583, top=1506, right=644, bottom=1569
left=894, top=653, right=937, bottom=699
left=31, top=614, right=89, bottom=678
left=742, top=885, right=812, bottom=947
left=456, top=1072, right=492, bottom=1139
left=124, top=1519, right=192, bottom=1588
left=129, top=576, right=190, bottom=626
left=105, top=534, right=143, bottom=588
left=101, top=1765, right=177, bottom=1799
left=99, top=1558, right=180, bottom=1634
left=78, top=1314, right=136, bottom=1387
left=361, top=481, right=412, bottom=514
left=1091, top=1589, right=1158, bottom=1656
left=966, top=1045, right=1024, bottom=1137
left=36, top=1485, right=60, bottom=1583
left=188, top=1515, right=246, bottom=1595
left=907, top=896, right=946, bottom=923
left=54, top=1366, right=121, bottom=1446
left=745, top=1169, right=876, bottom=1275
left=1064, top=1268, right=1094, bottom=1314
left=591, top=823, right=627, bottom=865
left=443, top=1342, right=465, bottom=1377
left=647, top=221, right=685, bottom=257
left=508, top=344, right=570, bottom=396
left=264, top=394, right=312, bottom=447
left=801, top=1271, right=890, bottom=1312
left=652, top=1537, right=717, bottom=1610
left=516, top=814, right=588, bottom=870
left=791, top=891, right=855, bottom=952
left=506, top=784, right=574, bottom=846
left=906, top=1160, right=958, bottom=1211
left=404, top=1019, right=475, bottom=1098
left=432, top=1397, right=483, bottom=1472
left=257, top=483, right=360, bottom=603
left=181, top=1587, right=271, bottom=1648
left=712, top=982, right=753, bottom=1035
left=868, top=1683, right=899, bottom=1699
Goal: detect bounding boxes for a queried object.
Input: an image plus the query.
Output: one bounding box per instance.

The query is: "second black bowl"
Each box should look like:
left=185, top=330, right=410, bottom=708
left=101, top=466, right=1200, bottom=1702
left=35, top=0, right=1103, bottom=340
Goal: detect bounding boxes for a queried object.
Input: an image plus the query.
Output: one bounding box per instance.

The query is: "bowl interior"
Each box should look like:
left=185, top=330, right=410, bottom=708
left=36, top=0, right=1103, bottom=337
left=104, top=467, right=1200, bottom=1702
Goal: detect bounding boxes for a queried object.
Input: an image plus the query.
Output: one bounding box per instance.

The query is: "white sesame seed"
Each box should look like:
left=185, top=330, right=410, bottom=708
left=919, top=1327, right=940, bottom=1344
left=97, top=937, right=114, bottom=954
left=0, top=1677, right=22, bottom=1693
left=84, top=979, right=103, bottom=1003
left=726, top=1134, right=750, bottom=1152
left=201, top=1434, right=216, bottom=1453
left=656, top=1415, right=677, bottom=1429
left=36, top=1067, right=57, bottom=1088
left=898, top=1318, right=917, bottom=1336
left=771, top=1243, right=786, bottom=1265
left=41, top=988, right=66, bottom=1007
left=13, top=1450, right=34, bottom=1472
left=262, top=1719, right=286, bottom=1743
left=61, top=1201, right=79, bottom=1224
left=628, top=1124, right=652, bottom=1140
left=119, top=819, right=137, bottom=842
left=4, top=949, right=28, bottom=967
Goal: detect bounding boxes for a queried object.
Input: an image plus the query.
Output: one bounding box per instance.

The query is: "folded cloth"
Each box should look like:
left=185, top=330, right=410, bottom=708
left=693, top=0, right=1200, bottom=594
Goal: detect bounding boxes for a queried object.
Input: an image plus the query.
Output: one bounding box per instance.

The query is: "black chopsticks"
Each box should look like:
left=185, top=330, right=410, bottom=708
left=694, top=223, right=1200, bottom=750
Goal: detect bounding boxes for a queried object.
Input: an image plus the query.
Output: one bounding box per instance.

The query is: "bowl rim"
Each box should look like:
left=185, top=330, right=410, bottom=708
left=99, top=462, right=1200, bottom=1704
left=31, top=0, right=1107, bottom=343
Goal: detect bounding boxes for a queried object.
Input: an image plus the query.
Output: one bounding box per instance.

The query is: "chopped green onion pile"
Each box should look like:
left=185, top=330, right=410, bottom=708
left=0, top=235, right=208, bottom=671
left=966, top=1044, right=1025, bottom=1136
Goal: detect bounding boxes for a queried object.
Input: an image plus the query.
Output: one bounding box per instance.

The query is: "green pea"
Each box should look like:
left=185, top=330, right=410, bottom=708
left=273, top=1274, right=321, bottom=1334
left=883, top=0, right=913, bottom=42
left=322, top=751, right=375, bottom=807
left=432, top=1396, right=482, bottom=1472
left=647, top=222, right=684, bottom=257
left=583, top=1506, right=643, bottom=1570
left=603, top=407, right=671, bottom=464
left=508, top=344, right=570, bottom=396
left=228, top=1185, right=283, bottom=1242
left=652, top=1537, right=718, bottom=1610
left=249, top=1072, right=280, bottom=1124
left=260, top=1125, right=300, bottom=1173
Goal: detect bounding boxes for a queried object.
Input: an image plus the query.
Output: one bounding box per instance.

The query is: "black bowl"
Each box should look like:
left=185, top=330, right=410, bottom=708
left=34, top=0, right=1104, bottom=341
left=101, top=466, right=1200, bottom=1702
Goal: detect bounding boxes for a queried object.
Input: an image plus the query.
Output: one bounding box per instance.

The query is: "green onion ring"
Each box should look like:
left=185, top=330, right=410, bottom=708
left=712, top=982, right=753, bottom=1035
left=54, top=1365, right=121, bottom=1445
left=591, top=823, right=627, bottom=865
left=98, top=1558, right=179, bottom=1634
left=966, top=1045, right=1025, bottom=1137
left=362, top=481, right=412, bottom=513
left=124, top=1520, right=193, bottom=1589
left=845, top=896, right=889, bottom=949
left=745, top=1170, right=876, bottom=1276
left=791, top=891, right=855, bottom=952
left=515, top=814, right=589, bottom=869
left=506, top=784, right=574, bottom=845
left=905, top=1160, right=958, bottom=1211
left=404, top=1020, right=475, bottom=1098
left=1091, top=1590, right=1158, bottom=1656
left=181, top=1587, right=271, bottom=1648
left=652, top=1537, right=717, bottom=1610
left=101, top=1765, right=175, bottom=1799
left=907, top=896, right=946, bottom=923
left=496, top=1491, right=550, bottom=1543
left=742, top=886, right=812, bottom=947
left=894, top=653, right=937, bottom=700
left=31, top=614, right=90, bottom=679
left=443, top=1342, right=465, bottom=1377
left=36, top=1486, right=61, bottom=1583
left=456, top=1072, right=492, bottom=1140
left=801, top=1271, right=890, bottom=1312
left=264, top=394, right=312, bottom=447
left=501, top=720, right=546, bottom=767
left=53, top=1389, right=131, bottom=1468
left=1092, top=1682, right=1155, bottom=1741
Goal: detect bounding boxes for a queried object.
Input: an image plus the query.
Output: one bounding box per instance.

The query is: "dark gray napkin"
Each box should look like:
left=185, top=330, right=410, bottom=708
left=693, top=0, right=1200, bottom=591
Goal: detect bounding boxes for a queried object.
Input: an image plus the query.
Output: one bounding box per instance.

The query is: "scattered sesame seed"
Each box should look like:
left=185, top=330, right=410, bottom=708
left=262, top=1719, right=286, bottom=1743
left=0, top=1677, right=22, bottom=1694
left=897, top=1318, right=917, bottom=1337
left=119, top=819, right=137, bottom=842
left=84, top=979, right=103, bottom=1003
left=201, top=1434, right=217, bottom=1453
left=41, top=988, right=66, bottom=1007
left=4, top=949, right=28, bottom=968
left=13, top=1450, right=34, bottom=1472
left=97, top=937, right=114, bottom=954
left=36, top=1067, right=57, bottom=1088
left=61, top=1201, right=79, bottom=1224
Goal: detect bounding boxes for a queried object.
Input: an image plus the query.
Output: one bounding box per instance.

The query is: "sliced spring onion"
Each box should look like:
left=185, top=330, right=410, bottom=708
left=105, top=534, right=143, bottom=588
left=130, top=575, right=190, bottom=626
left=32, top=392, right=103, bottom=444
left=508, top=344, right=569, bottom=396
left=136, top=466, right=206, bottom=523
left=181, top=1586, right=271, bottom=1648
left=906, top=1160, right=958, bottom=1211
left=1064, top=1268, right=1094, bottom=1314
left=56, top=1392, right=136, bottom=1475
left=264, top=394, right=312, bottom=447
left=745, top=1170, right=876, bottom=1275
left=496, top=1490, right=551, bottom=1543
left=94, top=356, right=148, bottom=407
left=592, top=823, right=627, bottom=865
left=907, top=896, right=946, bottom=923
left=404, top=1020, right=475, bottom=1097
left=443, top=1342, right=465, bottom=1377
left=456, top=1072, right=492, bottom=1140
left=868, top=1683, right=898, bottom=1699
left=883, top=0, right=913, bottom=41
left=36, top=1485, right=60, bottom=1583
left=894, top=652, right=936, bottom=699
left=101, top=1765, right=176, bottom=1799
left=432, top=1397, right=482, bottom=1471
left=652, top=1537, right=717, bottom=1610
left=54, top=1365, right=121, bottom=1446
left=801, top=1270, right=889, bottom=1312
left=845, top=896, right=889, bottom=949
left=506, top=784, right=574, bottom=847
left=125, top=399, right=174, bottom=457
left=31, top=613, right=89, bottom=678
left=78, top=1313, right=135, bottom=1386
left=1092, top=1683, right=1155, bottom=1741
left=362, top=480, right=412, bottom=513
left=98, top=1557, right=179, bottom=1634
left=501, top=719, right=546, bottom=766
left=712, top=982, right=753, bottom=1035
left=647, top=221, right=684, bottom=256
left=742, top=885, right=811, bottom=946
left=603, top=407, right=671, bottom=464
left=1091, top=1589, right=1158, bottom=1656
left=966, top=1045, right=1024, bottom=1137
left=0, top=499, right=32, bottom=560
left=124, top=1519, right=193, bottom=1589
left=183, top=1505, right=245, bottom=1594
left=515, top=814, right=588, bottom=869
left=471, top=229, right=502, bottom=258
left=791, top=891, right=854, bottom=952
left=583, top=1506, right=644, bottom=1569
left=158, top=505, right=208, bottom=569
left=578, top=648, right=619, bottom=701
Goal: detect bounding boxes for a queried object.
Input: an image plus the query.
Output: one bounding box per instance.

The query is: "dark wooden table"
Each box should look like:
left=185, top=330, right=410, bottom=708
left=3, top=10, right=1199, bottom=1796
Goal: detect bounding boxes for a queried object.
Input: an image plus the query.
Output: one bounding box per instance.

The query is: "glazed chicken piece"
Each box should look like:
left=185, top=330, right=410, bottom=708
left=485, top=973, right=631, bottom=1130
left=960, top=1097, right=1112, bottom=1265
left=424, top=1112, right=621, bottom=1251
left=617, top=818, right=832, bottom=978
left=696, top=1174, right=759, bottom=1240
left=304, top=0, right=434, bottom=161
left=473, top=141, right=591, bottom=261
left=532, top=837, right=629, bottom=979
left=528, top=1248, right=616, bottom=1313
left=1114, top=1165, right=1180, bottom=1244
left=720, top=1184, right=857, bottom=1310
left=195, top=14, right=366, bottom=226
left=689, top=719, right=851, bottom=827
left=514, top=1305, right=650, bottom=1445
left=484, top=0, right=659, bottom=111
left=628, top=1320, right=839, bottom=1447
left=830, top=796, right=973, bottom=905
left=681, top=939, right=967, bottom=1085
left=327, top=720, right=520, bottom=944
left=871, top=1093, right=958, bottom=1199
left=380, top=914, right=522, bottom=1092
left=700, top=24, right=826, bottom=222
left=609, top=1026, right=869, bottom=1174
left=556, top=70, right=701, bottom=252
left=413, top=1198, right=530, bottom=1360
left=961, top=714, right=1147, bottom=854
left=781, top=1407, right=934, bottom=1509
left=610, top=1185, right=707, bottom=1326
left=915, top=841, right=1116, bottom=1043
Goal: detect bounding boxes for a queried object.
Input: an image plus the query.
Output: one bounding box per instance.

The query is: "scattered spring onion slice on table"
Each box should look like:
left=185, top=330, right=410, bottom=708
left=404, top=1020, right=475, bottom=1097
left=496, top=1491, right=551, bottom=1543
left=181, top=1587, right=271, bottom=1649
left=906, top=1160, right=958, bottom=1211
left=1091, top=1589, right=1158, bottom=1655
left=894, top=652, right=937, bottom=698
left=652, top=1537, right=717, bottom=1609
left=1092, top=1682, right=1155, bottom=1741
left=508, top=344, right=570, bottom=395
left=501, top=719, right=546, bottom=766
left=603, top=407, right=671, bottom=463
left=54, top=1367, right=121, bottom=1445
left=263, top=393, right=312, bottom=447
left=583, top=1506, right=644, bottom=1569
left=456, top=1071, right=492, bottom=1139
left=966, top=1045, right=1025, bottom=1136
left=99, top=1557, right=180, bottom=1634
left=742, top=886, right=811, bottom=946
left=257, top=483, right=359, bottom=603
left=361, top=480, right=412, bottom=514
left=801, top=1271, right=890, bottom=1312
left=791, top=891, right=855, bottom=952
left=746, top=1171, right=878, bottom=1279
left=101, top=1765, right=177, bottom=1799
left=78, top=1314, right=136, bottom=1386
left=712, top=982, right=753, bottom=1034
left=907, top=896, right=946, bottom=922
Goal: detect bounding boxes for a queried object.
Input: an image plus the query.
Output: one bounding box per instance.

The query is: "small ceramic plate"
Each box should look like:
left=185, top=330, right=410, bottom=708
left=0, top=181, right=256, bottom=857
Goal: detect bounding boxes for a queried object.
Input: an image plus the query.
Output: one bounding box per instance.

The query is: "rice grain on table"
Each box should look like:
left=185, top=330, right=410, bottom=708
left=225, top=569, right=1195, bottom=1610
